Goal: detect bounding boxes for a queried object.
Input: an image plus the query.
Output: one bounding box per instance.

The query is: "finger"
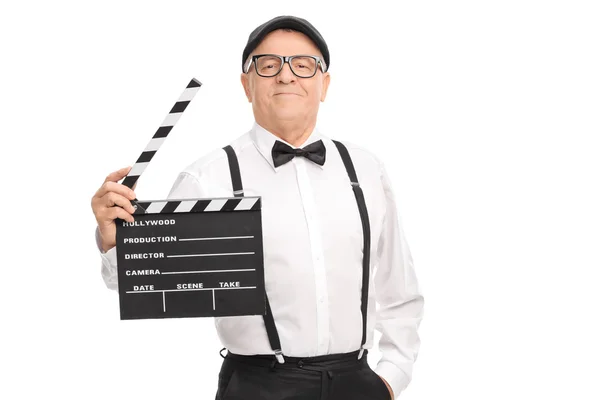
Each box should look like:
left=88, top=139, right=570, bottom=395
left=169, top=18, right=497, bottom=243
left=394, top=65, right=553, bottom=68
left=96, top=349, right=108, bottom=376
left=106, top=206, right=135, bottom=223
left=95, top=181, right=136, bottom=201
left=103, top=192, right=137, bottom=214
left=103, top=166, right=132, bottom=184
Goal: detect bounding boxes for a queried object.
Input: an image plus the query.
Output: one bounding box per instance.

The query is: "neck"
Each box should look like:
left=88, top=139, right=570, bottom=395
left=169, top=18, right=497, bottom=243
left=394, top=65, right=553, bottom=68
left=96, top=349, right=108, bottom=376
left=258, top=118, right=316, bottom=147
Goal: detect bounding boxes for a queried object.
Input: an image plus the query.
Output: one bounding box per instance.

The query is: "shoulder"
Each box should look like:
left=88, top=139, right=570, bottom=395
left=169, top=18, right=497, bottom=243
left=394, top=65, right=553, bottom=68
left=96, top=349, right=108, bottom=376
left=179, top=131, right=254, bottom=182
left=324, top=135, right=384, bottom=174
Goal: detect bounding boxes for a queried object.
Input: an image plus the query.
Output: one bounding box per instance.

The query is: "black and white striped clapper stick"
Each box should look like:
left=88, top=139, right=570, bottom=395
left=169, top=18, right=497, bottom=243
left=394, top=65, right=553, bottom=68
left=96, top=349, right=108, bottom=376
left=121, top=78, right=202, bottom=213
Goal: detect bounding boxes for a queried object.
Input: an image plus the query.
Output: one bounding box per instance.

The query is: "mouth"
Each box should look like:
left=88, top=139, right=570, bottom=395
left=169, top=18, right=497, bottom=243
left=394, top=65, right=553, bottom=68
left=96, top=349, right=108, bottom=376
left=275, top=93, right=299, bottom=96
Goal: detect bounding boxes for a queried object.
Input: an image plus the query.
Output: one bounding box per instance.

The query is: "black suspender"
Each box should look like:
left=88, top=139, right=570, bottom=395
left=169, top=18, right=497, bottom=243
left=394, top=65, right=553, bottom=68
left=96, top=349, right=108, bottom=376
left=332, top=140, right=371, bottom=359
left=223, top=145, right=244, bottom=197
left=222, top=140, right=371, bottom=363
left=223, top=145, right=284, bottom=363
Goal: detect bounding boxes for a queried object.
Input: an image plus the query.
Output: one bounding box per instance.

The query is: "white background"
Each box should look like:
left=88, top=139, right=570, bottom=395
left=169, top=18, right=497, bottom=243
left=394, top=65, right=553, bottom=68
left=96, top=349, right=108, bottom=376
left=1, top=1, right=599, bottom=399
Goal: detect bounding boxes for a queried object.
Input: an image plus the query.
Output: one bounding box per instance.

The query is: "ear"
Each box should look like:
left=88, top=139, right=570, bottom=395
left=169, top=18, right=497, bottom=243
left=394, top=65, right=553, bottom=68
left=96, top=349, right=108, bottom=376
left=240, top=73, right=252, bottom=102
left=320, top=72, right=331, bottom=102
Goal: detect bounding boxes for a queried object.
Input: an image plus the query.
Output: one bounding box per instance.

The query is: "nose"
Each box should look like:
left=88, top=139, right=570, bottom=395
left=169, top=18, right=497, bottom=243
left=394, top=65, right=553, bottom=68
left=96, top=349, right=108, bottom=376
left=276, top=61, right=296, bottom=84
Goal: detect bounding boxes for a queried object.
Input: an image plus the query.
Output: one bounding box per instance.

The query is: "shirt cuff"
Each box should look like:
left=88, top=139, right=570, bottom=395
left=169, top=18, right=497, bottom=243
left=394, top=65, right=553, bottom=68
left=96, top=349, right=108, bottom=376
left=374, top=361, right=409, bottom=399
left=95, top=226, right=107, bottom=253
left=95, top=226, right=119, bottom=290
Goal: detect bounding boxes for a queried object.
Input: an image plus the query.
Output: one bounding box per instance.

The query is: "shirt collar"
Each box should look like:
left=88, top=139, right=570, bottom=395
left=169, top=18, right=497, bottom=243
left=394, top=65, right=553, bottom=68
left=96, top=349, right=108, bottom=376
left=249, top=121, right=325, bottom=171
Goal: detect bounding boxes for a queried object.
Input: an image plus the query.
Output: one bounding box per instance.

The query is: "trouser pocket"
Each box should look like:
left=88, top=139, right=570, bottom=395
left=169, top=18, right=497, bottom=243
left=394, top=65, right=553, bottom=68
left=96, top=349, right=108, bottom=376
left=364, top=366, right=391, bottom=400
left=216, top=359, right=237, bottom=400
left=331, top=364, right=391, bottom=400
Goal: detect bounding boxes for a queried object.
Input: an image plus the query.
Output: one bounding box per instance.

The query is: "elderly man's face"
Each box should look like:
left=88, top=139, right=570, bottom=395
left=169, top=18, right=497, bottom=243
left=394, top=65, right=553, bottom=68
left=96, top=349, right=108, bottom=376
left=241, top=29, right=330, bottom=127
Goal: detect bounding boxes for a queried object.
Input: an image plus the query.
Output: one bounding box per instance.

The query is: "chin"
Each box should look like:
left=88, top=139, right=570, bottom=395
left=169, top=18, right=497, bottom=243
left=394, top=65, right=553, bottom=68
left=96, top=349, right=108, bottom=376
left=272, top=108, right=302, bottom=121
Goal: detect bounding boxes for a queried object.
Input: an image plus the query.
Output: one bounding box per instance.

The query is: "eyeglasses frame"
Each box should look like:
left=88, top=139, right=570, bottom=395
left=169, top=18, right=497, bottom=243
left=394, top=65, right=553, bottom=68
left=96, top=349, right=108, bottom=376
left=244, top=54, right=328, bottom=78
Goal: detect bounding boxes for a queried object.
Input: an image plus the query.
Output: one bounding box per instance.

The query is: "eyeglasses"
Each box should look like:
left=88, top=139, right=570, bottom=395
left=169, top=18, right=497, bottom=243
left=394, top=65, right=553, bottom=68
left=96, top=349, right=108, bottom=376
left=243, top=54, right=327, bottom=78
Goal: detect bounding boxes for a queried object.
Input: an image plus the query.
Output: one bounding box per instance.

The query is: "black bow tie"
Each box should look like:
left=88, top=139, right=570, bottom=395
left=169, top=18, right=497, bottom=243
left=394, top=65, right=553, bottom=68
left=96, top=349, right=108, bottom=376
left=271, top=139, right=326, bottom=168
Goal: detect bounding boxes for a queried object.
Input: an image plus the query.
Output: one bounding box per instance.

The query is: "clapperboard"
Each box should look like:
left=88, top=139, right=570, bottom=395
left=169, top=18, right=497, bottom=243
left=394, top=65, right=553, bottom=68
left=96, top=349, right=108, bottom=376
left=115, top=78, right=265, bottom=320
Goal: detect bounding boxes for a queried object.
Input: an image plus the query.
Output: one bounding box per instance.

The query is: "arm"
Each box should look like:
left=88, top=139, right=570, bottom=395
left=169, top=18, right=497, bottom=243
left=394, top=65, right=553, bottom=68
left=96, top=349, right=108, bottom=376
left=373, top=161, right=425, bottom=398
left=95, top=172, right=205, bottom=290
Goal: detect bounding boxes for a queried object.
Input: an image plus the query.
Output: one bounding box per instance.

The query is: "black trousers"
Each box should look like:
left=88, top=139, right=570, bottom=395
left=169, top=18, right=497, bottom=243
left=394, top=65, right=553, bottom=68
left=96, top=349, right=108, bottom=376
left=215, top=349, right=391, bottom=400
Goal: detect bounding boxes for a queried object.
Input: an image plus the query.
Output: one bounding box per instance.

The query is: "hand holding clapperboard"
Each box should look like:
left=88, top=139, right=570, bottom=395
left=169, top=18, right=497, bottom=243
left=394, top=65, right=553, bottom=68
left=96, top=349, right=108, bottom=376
left=114, top=78, right=266, bottom=320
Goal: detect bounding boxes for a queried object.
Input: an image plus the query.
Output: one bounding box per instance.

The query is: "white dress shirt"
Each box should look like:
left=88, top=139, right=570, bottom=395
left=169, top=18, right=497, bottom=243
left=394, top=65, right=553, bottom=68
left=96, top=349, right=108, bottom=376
left=96, top=121, right=424, bottom=398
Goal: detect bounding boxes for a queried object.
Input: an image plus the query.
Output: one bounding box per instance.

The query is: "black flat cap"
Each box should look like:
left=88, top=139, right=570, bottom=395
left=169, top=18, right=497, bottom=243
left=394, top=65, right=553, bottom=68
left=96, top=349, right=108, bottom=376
left=242, top=15, right=330, bottom=73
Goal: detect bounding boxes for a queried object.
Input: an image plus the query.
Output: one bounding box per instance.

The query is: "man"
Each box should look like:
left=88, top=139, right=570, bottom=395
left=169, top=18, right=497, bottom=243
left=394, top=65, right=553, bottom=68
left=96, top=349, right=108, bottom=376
left=91, top=15, right=424, bottom=400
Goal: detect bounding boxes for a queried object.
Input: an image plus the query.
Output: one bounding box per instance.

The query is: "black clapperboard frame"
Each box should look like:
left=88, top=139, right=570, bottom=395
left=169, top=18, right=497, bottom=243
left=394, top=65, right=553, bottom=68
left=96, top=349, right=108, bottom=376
left=115, top=78, right=265, bottom=320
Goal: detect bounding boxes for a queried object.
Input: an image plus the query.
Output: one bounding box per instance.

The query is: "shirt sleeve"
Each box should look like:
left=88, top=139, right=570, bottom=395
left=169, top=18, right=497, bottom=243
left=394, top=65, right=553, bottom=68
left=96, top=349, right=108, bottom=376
left=95, top=172, right=206, bottom=291
left=373, top=160, right=425, bottom=398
